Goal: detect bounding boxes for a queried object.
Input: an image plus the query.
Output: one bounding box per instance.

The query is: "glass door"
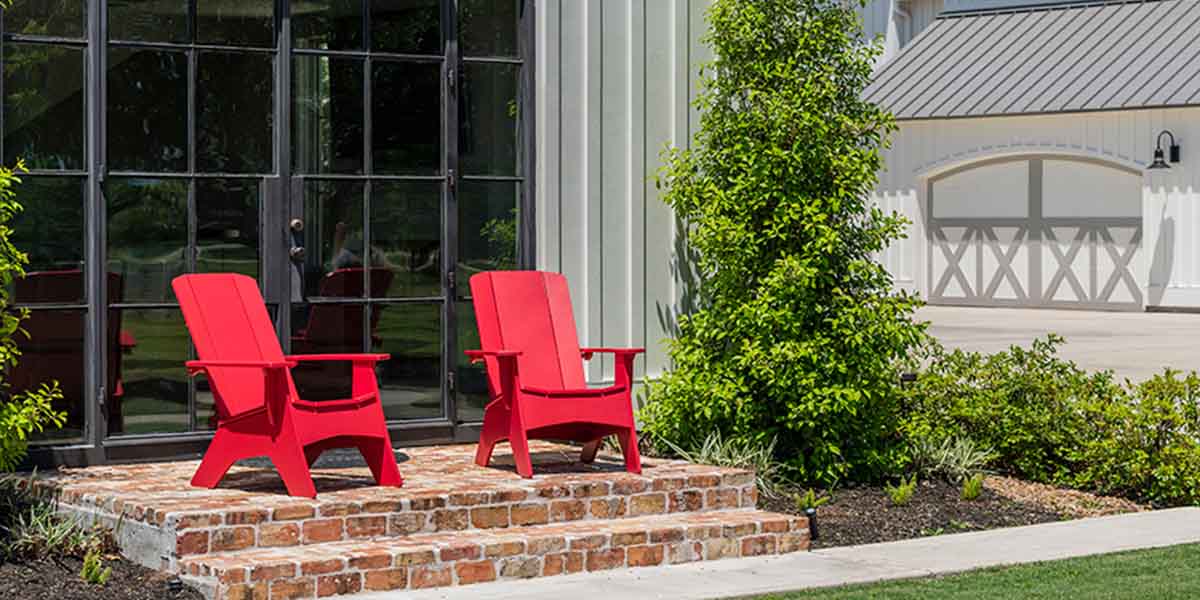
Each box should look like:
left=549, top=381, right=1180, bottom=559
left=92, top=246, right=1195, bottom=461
left=286, top=0, right=451, bottom=425
left=286, top=0, right=529, bottom=435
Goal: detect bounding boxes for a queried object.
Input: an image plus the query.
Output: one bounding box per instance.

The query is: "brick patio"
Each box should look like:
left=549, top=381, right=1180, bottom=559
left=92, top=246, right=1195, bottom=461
left=41, top=441, right=808, bottom=599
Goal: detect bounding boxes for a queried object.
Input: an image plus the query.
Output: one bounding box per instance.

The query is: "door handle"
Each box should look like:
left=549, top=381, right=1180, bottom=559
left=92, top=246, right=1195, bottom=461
left=289, top=246, right=306, bottom=261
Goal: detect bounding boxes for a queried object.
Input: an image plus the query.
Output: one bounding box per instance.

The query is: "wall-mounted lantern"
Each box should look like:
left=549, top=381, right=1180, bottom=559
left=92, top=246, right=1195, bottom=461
left=1148, top=130, right=1181, bottom=170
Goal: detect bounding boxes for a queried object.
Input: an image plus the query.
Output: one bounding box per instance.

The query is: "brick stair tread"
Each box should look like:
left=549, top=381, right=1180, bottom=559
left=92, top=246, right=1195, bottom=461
left=181, top=509, right=810, bottom=598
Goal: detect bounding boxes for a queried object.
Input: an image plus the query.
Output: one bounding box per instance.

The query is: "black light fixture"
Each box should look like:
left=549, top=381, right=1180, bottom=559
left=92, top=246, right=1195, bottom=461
left=1148, top=130, right=1181, bottom=170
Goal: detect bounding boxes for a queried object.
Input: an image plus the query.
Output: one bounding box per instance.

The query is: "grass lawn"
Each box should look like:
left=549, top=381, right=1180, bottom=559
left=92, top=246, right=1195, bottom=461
left=753, top=543, right=1200, bottom=599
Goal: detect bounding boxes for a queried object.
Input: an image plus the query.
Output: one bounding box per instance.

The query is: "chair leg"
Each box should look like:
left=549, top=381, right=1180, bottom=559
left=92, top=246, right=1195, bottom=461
left=474, top=407, right=508, bottom=468
left=191, top=431, right=240, bottom=489
left=187, top=429, right=241, bottom=489
left=508, top=426, right=535, bottom=479
left=270, top=443, right=318, bottom=499
left=357, top=437, right=403, bottom=487
left=580, top=438, right=603, bottom=464
left=617, top=428, right=642, bottom=475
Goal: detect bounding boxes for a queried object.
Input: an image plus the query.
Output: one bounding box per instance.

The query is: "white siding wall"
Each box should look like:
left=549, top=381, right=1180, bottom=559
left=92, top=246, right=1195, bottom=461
left=535, top=0, right=711, bottom=384
left=875, top=107, right=1200, bottom=308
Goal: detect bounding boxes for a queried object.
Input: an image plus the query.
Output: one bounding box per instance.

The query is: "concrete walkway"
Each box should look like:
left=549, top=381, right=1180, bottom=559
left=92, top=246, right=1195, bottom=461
left=352, top=508, right=1200, bottom=600
left=919, top=305, right=1200, bottom=382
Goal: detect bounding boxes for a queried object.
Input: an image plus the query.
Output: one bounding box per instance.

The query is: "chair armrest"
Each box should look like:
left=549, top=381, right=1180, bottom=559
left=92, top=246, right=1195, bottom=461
left=464, top=349, right=521, bottom=365
left=285, top=353, right=390, bottom=363
left=580, top=347, right=645, bottom=360
left=185, top=359, right=296, bottom=375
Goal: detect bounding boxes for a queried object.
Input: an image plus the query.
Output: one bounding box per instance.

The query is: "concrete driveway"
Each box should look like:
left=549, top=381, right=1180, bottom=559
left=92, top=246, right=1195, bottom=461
left=918, top=306, right=1200, bottom=382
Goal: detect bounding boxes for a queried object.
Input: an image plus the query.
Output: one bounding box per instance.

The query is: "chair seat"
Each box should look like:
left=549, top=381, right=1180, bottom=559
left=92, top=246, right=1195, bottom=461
left=292, top=392, right=377, bottom=411
left=521, top=384, right=627, bottom=398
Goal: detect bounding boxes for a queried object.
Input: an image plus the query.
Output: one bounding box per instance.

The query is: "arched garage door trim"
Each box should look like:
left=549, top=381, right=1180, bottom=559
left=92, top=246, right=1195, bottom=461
left=926, top=155, right=1143, bottom=311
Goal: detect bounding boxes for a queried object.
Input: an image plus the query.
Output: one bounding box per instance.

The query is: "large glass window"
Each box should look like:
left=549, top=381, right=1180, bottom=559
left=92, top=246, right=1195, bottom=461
left=2, top=3, right=89, bottom=443
left=103, top=0, right=275, bottom=438
left=0, top=0, right=530, bottom=451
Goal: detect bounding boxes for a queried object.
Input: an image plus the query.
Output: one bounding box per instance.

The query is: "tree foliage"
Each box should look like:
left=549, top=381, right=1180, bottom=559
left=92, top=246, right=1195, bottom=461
left=639, top=0, right=927, bottom=485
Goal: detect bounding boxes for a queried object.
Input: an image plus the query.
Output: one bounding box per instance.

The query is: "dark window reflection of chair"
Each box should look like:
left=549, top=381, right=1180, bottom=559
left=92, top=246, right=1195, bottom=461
left=292, top=267, right=393, bottom=400
left=9, top=270, right=132, bottom=435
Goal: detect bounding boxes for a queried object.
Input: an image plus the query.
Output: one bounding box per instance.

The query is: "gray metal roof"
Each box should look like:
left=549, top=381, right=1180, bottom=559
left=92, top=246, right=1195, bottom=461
left=864, top=0, right=1200, bottom=121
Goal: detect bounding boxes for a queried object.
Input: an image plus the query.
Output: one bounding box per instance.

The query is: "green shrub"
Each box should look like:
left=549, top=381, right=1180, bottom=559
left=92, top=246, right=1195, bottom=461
left=900, top=335, right=1117, bottom=484
left=639, top=0, right=928, bottom=486
left=81, top=549, right=112, bottom=585
left=886, top=474, right=917, bottom=506
left=961, top=473, right=985, bottom=501
left=903, top=337, right=1200, bottom=506
left=1070, top=370, right=1200, bottom=506
left=0, top=161, right=65, bottom=471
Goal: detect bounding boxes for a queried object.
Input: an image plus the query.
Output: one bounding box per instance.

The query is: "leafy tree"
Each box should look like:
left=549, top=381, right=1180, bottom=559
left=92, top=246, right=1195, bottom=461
left=640, top=0, right=927, bottom=485
left=0, top=161, right=64, bottom=471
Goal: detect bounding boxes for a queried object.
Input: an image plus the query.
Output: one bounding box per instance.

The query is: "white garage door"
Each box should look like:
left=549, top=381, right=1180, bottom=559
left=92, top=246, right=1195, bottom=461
left=928, top=157, right=1143, bottom=310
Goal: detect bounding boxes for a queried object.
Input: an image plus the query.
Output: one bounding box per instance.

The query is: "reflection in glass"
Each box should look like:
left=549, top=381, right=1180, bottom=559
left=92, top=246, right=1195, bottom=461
left=372, top=61, right=441, bottom=175
left=455, top=300, right=487, bottom=423
left=3, top=43, right=85, bottom=170
left=4, top=0, right=85, bottom=38
left=197, top=179, right=259, bottom=279
left=372, top=182, right=440, bottom=297
left=459, top=0, right=520, bottom=57
left=293, top=0, right=362, bottom=50
left=460, top=63, right=522, bottom=176
left=197, top=52, right=274, bottom=174
left=108, top=48, right=188, bottom=172
left=196, top=0, right=273, bottom=47
left=9, top=178, right=85, bottom=295
left=108, top=0, right=188, bottom=42
left=9, top=310, right=86, bottom=442
left=106, top=178, right=188, bottom=303
left=370, top=0, right=440, bottom=54
left=293, top=56, right=364, bottom=174
left=111, top=309, right=189, bottom=436
left=302, top=180, right=365, bottom=298
left=377, top=303, right=442, bottom=420
left=290, top=302, right=363, bottom=400
left=458, top=181, right=519, bottom=284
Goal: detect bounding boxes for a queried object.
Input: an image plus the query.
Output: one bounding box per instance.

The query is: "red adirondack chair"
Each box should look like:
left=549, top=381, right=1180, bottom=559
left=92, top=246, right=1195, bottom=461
left=173, top=273, right=402, bottom=498
left=466, top=271, right=644, bottom=478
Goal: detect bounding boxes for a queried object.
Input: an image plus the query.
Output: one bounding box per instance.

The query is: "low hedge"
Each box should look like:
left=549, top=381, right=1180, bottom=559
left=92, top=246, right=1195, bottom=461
left=902, top=335, right=1200, bottom=506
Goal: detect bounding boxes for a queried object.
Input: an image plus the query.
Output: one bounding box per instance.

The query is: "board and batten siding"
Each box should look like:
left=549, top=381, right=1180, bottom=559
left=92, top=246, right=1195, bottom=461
left=874, top=107, right=1200, bottom=308
left=530, top=0, right=935, bottom=388
left=534, top=0, right=712, bottom=386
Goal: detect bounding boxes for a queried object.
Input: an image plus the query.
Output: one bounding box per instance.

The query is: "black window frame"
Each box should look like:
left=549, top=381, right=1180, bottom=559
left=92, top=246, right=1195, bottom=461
left=2, top=0, right=535, bottom=467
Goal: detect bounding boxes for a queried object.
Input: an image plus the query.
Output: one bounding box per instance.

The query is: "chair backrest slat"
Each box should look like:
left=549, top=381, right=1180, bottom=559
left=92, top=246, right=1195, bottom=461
left=470, top=271, right=586, bottom=393
left=172, top=274, right=287, bottom=418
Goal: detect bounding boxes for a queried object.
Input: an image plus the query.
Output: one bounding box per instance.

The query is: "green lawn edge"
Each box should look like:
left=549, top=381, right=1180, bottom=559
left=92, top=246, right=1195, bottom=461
left=745, top=542, right=1200, bottom=600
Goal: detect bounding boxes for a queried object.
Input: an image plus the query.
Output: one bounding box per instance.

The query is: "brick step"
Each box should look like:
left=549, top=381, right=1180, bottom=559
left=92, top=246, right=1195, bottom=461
left=180, top=509, right=810, bottom=600
left=47, top=443, right=757, bottom=569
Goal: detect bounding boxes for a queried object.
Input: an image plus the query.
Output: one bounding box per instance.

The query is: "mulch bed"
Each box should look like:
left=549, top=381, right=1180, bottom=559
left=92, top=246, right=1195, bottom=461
left=763, top=475, right=1146, bottom=550
left=0, top=555, right=204, bottom=600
